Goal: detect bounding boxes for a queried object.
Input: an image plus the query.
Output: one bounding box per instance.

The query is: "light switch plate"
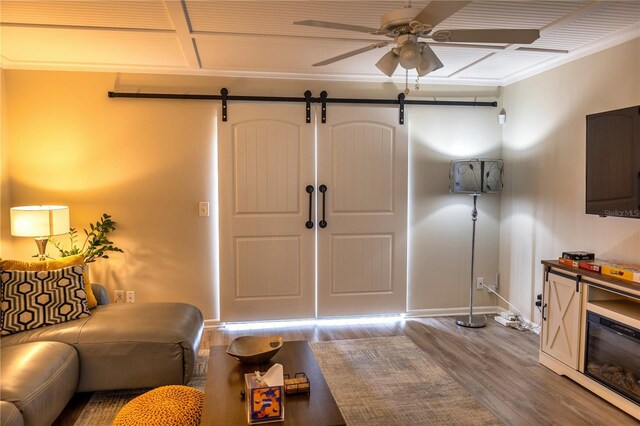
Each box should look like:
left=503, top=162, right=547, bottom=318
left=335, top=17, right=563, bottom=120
left=199, top=202, right=209, bottom=216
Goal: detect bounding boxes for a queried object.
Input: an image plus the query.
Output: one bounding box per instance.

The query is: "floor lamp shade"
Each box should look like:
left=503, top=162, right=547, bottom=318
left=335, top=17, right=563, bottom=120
left=449, top=159, right=503, bottom=328
left=449, top=159, right=504, bottom=194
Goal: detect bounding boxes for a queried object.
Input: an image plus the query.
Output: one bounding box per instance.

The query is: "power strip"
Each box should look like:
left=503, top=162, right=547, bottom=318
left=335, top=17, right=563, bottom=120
left=500, top=311, right=518, bottom=321
left=494, top=316, right=520, bottom=327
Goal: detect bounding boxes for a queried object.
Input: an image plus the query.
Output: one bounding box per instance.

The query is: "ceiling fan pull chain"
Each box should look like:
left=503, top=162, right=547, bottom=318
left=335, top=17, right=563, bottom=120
left=415, top=76, right=420, bottom=92
left=404, top=69, right=410, bottom=95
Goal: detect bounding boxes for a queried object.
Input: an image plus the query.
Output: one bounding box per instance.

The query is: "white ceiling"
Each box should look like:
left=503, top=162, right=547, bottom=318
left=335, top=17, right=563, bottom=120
left=1, top=1, right=639, bottom=86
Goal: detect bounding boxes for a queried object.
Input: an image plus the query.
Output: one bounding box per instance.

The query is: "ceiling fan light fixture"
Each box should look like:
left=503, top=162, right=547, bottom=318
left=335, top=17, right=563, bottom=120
left=398, top=42, right=420, bottom=69
left=376, top=50, right=400, bottom=77
left=295, top=2, right=542, bottom=78
left=416, top=44, right=444, bottom=76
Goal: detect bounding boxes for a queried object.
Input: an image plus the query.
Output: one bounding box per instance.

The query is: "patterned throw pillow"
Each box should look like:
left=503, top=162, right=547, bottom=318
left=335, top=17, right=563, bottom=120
left=0, top=254, right=98, bottom=309
left=0, top=265, right=91, bottom=336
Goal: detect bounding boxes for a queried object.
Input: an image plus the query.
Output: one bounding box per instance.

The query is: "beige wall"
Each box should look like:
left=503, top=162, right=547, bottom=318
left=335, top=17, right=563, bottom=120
left=1, top=69, right=502, bottom=320
left=500, top=38, right=640, bottom=325
left=409, top=106, right=502, bottom=313
left=3, top=71, right=219, bottom=318
left=1, top=69, right=9, bottom=258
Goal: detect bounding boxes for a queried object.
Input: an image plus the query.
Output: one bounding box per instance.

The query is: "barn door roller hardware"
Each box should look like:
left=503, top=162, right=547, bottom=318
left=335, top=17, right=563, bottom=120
left=107, top=88, right=497, bottom=125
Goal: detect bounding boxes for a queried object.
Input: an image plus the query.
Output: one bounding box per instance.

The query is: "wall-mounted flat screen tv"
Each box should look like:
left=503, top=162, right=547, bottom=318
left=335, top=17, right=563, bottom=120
left=586, top=105, right=640, bottom=218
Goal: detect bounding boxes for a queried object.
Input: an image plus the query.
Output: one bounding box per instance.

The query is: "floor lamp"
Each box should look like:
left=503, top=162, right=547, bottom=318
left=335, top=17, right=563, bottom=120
left=449, top=159, right=503, bottom=328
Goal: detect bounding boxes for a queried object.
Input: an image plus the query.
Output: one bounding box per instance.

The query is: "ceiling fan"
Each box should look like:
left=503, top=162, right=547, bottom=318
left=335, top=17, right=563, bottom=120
left=294, top=1, right=540, bottom=77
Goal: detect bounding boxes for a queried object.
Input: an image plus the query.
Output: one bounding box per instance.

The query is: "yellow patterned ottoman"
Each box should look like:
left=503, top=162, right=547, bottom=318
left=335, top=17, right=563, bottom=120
left=112, top=385, right=204, bottom=426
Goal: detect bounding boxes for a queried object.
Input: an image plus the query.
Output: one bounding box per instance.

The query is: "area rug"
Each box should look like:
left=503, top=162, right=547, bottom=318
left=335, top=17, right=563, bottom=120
left=310, top=336, right=502, bottom=426
left=74, top=337, right=500, bottom=425
left=71, top=349, right=209, bottom=425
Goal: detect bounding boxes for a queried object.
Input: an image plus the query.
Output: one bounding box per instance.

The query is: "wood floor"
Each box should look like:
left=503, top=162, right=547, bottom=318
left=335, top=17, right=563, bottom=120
left=56, top=315, right=637, bottom=425
left=203, top=316, right=638, bottom=425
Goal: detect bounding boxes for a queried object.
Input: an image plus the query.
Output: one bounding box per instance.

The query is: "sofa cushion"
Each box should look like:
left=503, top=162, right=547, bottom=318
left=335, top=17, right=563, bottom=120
left=1, top=266, right=90, bottom=336
left=0, top=341, right=78, bottom=426
left=73, top=303, right=204, bottom=392
left=0, top=254, right=97, bottom=309
left=0, top=302, right=204, bottom=392
left=0, top=401, right=24, bottom=426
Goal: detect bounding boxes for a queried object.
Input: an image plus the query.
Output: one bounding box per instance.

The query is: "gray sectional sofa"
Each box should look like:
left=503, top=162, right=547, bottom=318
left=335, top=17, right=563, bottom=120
left=0, top=285, right=204, bottom=426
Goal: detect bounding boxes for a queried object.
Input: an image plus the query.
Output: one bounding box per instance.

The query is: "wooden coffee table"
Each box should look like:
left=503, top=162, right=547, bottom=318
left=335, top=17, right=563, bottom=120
left=200, top=340, right=345, bottom=425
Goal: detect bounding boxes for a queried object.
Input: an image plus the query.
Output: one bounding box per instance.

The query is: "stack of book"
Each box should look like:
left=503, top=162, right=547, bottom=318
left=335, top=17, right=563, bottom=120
left=559, top=251, right=601, bottom=271
left=558, top=251, right=640, bottom=283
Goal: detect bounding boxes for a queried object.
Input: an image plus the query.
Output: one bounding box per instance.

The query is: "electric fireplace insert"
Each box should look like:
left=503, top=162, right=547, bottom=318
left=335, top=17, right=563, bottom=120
left=585, top=311, right=640, bottom=404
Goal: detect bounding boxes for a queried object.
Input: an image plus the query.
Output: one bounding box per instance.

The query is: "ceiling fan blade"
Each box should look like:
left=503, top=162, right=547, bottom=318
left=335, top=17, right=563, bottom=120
left=294, top=20, right=386, bottom=35
left=433, top=29, right=540, bottom=44
left=312, top=41, right=391, bottom=66
left=413, top=1, right=471, bottom=27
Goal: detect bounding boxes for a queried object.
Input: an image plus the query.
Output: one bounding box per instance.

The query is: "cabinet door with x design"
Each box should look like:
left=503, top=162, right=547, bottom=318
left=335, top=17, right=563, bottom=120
left=542, top=270, right=583, bottom=369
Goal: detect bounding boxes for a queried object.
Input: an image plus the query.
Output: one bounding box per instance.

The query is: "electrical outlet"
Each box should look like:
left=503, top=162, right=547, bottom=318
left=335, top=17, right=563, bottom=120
left=199, top=202, right=209, bottom=216
left=114, top=290, right=125, bottom=303
left=476, top=277, right=484, bottom=290
left=126, top=290, right=135, bottom=303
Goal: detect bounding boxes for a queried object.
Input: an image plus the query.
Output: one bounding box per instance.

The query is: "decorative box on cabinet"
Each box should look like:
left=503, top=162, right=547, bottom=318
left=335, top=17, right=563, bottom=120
left=540, top=261, right=640, bottom=420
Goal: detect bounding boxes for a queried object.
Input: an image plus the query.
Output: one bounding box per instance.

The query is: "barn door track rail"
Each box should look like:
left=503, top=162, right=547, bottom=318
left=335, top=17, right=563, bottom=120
left=107, top=88, right=497, bottom=125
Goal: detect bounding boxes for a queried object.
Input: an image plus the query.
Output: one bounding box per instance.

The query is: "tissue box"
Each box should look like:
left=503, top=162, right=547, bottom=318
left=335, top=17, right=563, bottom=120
left=245, top=373, right=284, bottom=424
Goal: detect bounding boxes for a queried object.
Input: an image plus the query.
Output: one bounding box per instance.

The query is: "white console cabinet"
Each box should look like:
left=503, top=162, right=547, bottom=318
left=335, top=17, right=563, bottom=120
left=540, top=261, right=640, bottom=420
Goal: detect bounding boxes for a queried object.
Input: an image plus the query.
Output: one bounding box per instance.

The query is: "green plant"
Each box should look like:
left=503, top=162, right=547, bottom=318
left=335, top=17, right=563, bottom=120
left=52, top=213, right=124, bottom=263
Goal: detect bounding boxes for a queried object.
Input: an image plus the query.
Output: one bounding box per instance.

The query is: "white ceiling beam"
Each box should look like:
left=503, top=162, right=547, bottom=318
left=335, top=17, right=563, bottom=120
left=163, top=0, right=200, bottom=69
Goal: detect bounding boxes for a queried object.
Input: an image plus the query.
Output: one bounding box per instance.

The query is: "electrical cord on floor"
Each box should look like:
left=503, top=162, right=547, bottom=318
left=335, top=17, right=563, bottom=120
left=481, top=283, right=541, bottom=332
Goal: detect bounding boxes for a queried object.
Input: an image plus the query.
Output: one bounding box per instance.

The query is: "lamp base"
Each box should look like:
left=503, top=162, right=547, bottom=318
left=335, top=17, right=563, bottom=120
left=455, top=315, right=486, bottom=328
left=34, top=237, right=49, bottom=261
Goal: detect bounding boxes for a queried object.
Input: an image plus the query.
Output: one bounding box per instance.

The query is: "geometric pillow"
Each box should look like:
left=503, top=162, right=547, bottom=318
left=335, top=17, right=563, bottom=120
left=0, top=265, right=91, bottom=336
left=0, top=254, right=98, bottom=309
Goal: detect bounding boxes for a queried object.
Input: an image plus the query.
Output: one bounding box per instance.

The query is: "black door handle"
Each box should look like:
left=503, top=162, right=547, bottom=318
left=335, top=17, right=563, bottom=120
left=542, top=303, right=547, bottom=321
left=319, top=185, right=327, bottom=228
left=305, top=185, right=314, bottom=229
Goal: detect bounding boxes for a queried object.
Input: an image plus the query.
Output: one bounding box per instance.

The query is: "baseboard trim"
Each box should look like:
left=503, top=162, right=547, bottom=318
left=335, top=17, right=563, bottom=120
left=407, top=306, right=500, bottom=317
left=204, top=319, right=223, bottom=329
left=206, top=306, right=521, bottom=326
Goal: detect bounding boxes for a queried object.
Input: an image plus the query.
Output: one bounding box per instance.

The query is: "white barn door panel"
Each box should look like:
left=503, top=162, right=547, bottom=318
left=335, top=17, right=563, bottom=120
left=218, top=104, right=315, bottom=322
left=317, top=106, right=408, bottom=317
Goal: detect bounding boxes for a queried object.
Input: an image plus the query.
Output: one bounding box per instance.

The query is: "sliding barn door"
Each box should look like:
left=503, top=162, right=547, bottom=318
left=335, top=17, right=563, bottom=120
left=316, top=106, right=408, bottom=317
left=218, top=104, right=315, bottom=322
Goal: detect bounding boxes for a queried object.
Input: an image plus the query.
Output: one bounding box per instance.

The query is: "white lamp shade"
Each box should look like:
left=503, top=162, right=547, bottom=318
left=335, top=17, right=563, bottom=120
left=449, top=159, right=503, bottom=194
left=10, top=206, right=70, bottom=237
left=416, top=44, right=444, bottom=76
left=375, top=50, right=399, bottom=77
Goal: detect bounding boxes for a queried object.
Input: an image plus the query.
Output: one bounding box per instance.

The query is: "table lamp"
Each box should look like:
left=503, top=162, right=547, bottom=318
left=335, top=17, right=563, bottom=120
left=10, top=205, right=70, bottom=261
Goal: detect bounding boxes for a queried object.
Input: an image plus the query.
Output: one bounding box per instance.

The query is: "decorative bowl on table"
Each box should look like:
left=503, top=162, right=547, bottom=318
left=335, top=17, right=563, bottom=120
left=226, top=335, right=284, bottom=364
